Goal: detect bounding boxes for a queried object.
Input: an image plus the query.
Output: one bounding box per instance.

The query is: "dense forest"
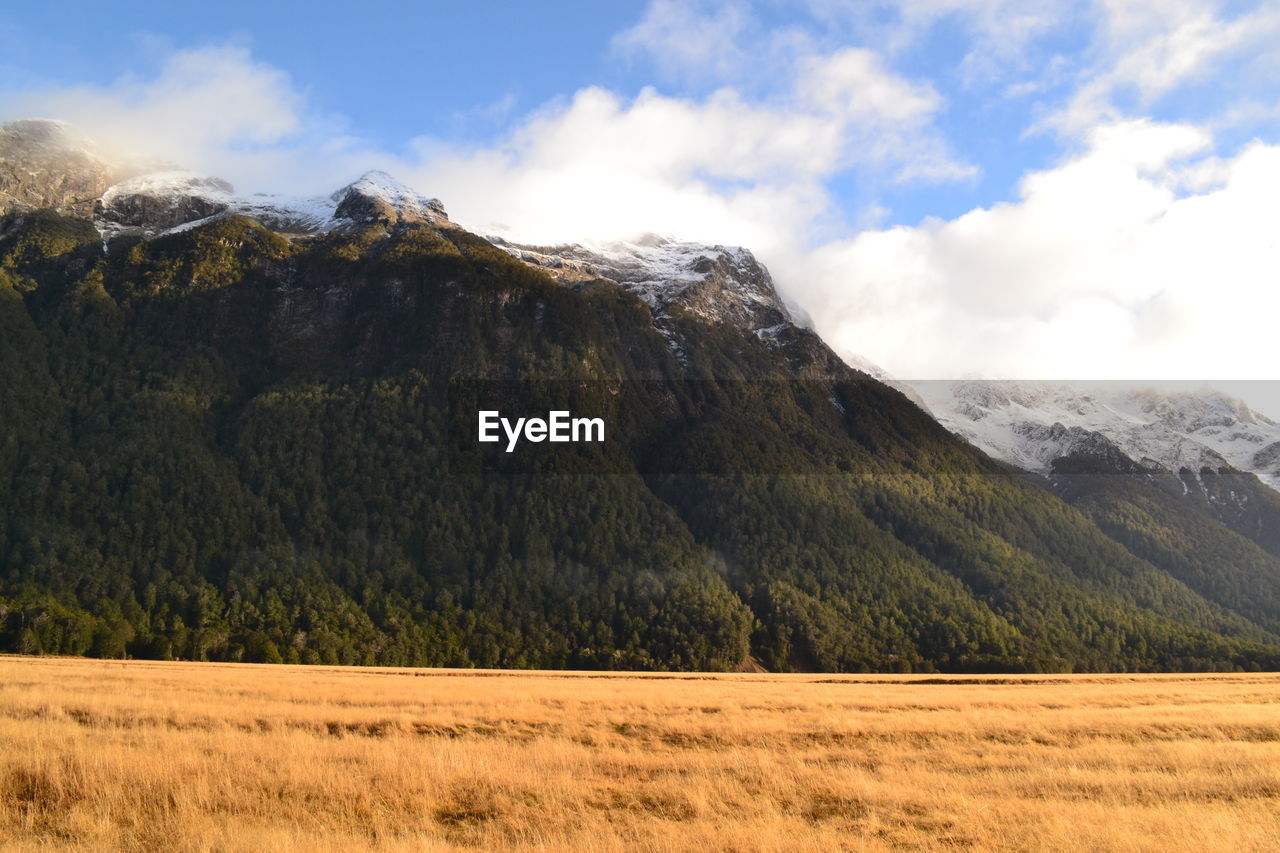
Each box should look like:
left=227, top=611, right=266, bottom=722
left=4, top=207, right=1280, bottom=672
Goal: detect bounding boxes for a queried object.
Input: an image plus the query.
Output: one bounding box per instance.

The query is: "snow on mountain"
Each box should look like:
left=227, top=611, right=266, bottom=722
left=92, top=168, right=449, bottom=238
left=912, top=380, right=1280, bottom=491
left=330, top=170, right=447, bottom=226
left=8, top=120, right=799, bottom=347
left=97, top=171, right=237, bottom=234
left=490, top=235, right=792, bottom=335
left=0, top=119, right=457, bottom=239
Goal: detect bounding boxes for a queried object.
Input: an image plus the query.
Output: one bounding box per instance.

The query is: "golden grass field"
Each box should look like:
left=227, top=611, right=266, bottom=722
left=2, top=657, right=1279, bottom=852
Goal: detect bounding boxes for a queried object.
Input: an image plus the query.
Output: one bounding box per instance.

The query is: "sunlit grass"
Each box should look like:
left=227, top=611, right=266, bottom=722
left=2, top=657, right=1278, bottom=851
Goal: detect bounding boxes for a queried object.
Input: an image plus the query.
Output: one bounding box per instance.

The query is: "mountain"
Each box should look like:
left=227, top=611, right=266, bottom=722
left=4, top=119, right=1280, bottom=672
left=1, top=120, right=452, bottom=239
left=95, top=167, right=451, bottom=238
left=0, top=120, right=121, bottom=217
left=914, top=381, right=1280, bottom=491
left=914, top=381, right=1280, bottom=551
left=491, top=236, right=793, bottom=335
left=911, top=380, right=1280, bottom=631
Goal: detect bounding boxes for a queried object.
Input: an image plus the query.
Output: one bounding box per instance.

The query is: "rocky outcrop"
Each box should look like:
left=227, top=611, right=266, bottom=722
left=1255, top=441, right=1280, bottom=484
left=330, top=171, right=448, bottom=226
left=492, top=236, right=791, bottom=336
left=0, top=120, right=118, bottom=217
left=96, top=171, right=234, bottom=231
left=89, top=169, right=452, bottom=236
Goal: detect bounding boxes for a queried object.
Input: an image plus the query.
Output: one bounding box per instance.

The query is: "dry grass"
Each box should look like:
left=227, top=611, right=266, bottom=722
left=1, top=657, right=1278, bottom=852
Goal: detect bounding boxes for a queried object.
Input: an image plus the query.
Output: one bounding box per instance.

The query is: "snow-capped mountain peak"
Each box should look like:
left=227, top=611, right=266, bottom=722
left=330, top=170, right=447, bottom=226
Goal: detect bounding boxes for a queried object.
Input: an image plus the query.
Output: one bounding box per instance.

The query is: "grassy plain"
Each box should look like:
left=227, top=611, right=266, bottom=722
left=1, top=657, right=1278, bottom=851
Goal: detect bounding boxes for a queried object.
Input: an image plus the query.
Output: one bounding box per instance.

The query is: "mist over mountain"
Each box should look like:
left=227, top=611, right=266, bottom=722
left=4, top=120, right=1280, bottom=672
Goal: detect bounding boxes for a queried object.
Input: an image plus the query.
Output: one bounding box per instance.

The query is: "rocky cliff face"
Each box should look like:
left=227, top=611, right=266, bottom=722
left=0, top=120, right=119, bottom=217
left=96, top=171, right=235, bottom=231
left=491, top=236, right=792, bottom=337
left=89, top=169, right=452, bottom=238
left=330, top=171, right=448, bottom=226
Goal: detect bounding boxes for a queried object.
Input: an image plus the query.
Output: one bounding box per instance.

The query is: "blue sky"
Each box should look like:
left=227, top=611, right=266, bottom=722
left=4, top=1, right=1280, bottom=388
left=0, top=0, right=1141, bottom=225
left=1, top=3, right=647, bottom=151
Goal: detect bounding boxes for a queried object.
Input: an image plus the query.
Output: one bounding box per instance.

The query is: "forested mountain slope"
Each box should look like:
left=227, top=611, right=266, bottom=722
left=3, top=120, right=1279, bottom=672
left=2, top=206, right=1278, bottom=672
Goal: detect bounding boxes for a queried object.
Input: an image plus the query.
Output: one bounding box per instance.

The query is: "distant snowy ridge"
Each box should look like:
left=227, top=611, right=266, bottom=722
left=912, top=380, right=1280, bottom=491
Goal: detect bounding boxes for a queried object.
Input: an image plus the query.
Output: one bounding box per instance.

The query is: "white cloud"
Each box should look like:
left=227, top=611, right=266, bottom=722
left=612, top=0, right=755, bottom=84
left=861, top=0, right=1071, bottom=80
left=405, top=86, right=836, bottom=250
left=796, top=47, right=938, bottom=122
left=4, top=47, right=299, bottom=162
left=791, top=1, right=1280, bottom=140
left=1042, top=0, right=1280, bottom=135
left=785, top=119, right=1280, bottom=380
left=609, top=2, right=974, bottom=184
left=405, top=48, right=973, bottom=244
left=0, top=45, right=387, bottom=195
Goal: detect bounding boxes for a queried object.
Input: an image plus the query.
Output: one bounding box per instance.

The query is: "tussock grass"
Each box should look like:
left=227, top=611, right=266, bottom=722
left=2, top=657, right=1278, bottom=851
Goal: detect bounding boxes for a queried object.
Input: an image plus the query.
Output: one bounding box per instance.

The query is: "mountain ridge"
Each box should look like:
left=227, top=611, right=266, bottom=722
left=913, top=380, right=1280, bottom=493
left=1, top=119, right=796, bottom=347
